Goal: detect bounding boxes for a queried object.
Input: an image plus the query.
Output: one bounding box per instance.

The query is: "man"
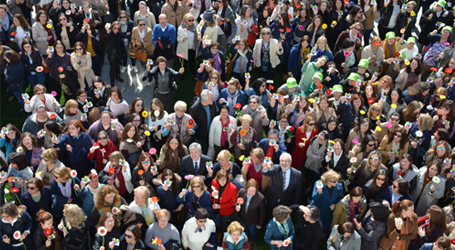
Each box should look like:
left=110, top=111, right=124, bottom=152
left=189, top=90, right=217, bottom=153
left=152, top=14, right=176, bottom=67
left=258, top=129, right=286, bottom=164
left=179, top=142, right=211, bottom=187
left=181, top=208, right=217, bottom=250
left=290, top=205, right=323, bottom=250
left=128, top=186, right=161, bottom=226
left=262, top=153, right=302, bottom=210
left=0, top=5, right=14, bottom=44
left=74, top=2, right=102, bottom=29
left=241, top=95, right=269, bottom=141
left=278, top=77, right=302, bottom=101
left=374, top=112, right=403, bottom=141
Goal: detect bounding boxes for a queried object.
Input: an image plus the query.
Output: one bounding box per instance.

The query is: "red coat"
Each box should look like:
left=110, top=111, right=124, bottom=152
left=210, top=179, right=238, bottom=216
left=87, top=140, right=118, bottom=173
left=246, top=162, right=263, bottom=190
left=291, top=126, right=318, bottom=170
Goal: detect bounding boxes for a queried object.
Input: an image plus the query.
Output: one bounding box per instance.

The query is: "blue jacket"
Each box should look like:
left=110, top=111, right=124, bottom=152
left=375, top=186, right=413, bottom=204
left=0, top=137, right=18, bottom=162
left=419, top=243, right=434, bottom=250
left=264, top=217, right=295, bottom=250
left=288, top=43, right=305, bottom=80
left=223, top=232, right=248, bottom=250
left=218, top=88, right=247, bottom=114
left=21, top=188, right=52, bottom=230
left=258, top=139, right=287, bottom=165
left=310, top=49, right=334, bottom=63
left=5, top=61, right=26, bottom=93
left=152, top=23, right=176, bottom=46
left=310, top=182, right=343, bottom=230
left=55, top=132, right=93, bottom=175
left=50, top=177, right=83, bottom=219
left=20, top=50, right=43, bottom=76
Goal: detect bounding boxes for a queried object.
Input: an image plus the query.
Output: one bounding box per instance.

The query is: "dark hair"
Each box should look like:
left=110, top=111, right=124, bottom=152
left=337, top=221, right=355, bottom=235
left=307, top=205, right=320, bottom=221
left=360, top=134, right=376, bottom=152
left=67, top=120, right=88, bottom=134
left=405, top=57, right=422, bottom=75
left=149, top=98, right=165, bottom=121
left=434, top=236, right=451, bottom=250
left=35, top=10, right=49, bottom=22
left=348, top=5, right=362, bottom=16
left=36, top=210, right=53, bottom=224
left=129, top=97, right=144, bottom=115
left=331, top=0, right=345, bottom=11
left=386, top=87, right=404, bottom=105
left=9, top=152, right=29, bottom=170
left=395, top=178, right=409, bottom=196
left=109, top=86, right=123, bottom=100
left=279, top=12, right=290, bottom=29
left=399, top=154, right=413, bottom=165
left=5, top=50, right=20, bottom=63
left=121, top=122, right=140, bottom=142
left=137, top=152, right=154, bottom=171
left=98, top=212, right=120, bottom=230
left=386, top=127, right=408, bottom=151
left=251, top=78, right=267, bottom=95
left=370, top=169, right=388, bottom=197
left=349, top=186, right=363, bottom=197
left=273, top=205, right=292, bottom=223
left=20, top=132, right=39, bottom=149
left=219, top=105, right=230, bottom=114
left=45, top=120, right=63, bottom=135
left=160, top=169, right=179, bottom=196
left=76, top=89, right=88, bottom=97
left=195, top=208, right=209, bottom=220
left=442, top=100, right=455, bottom=122
left=369, top=202, right=389, bottom=222
left=342, top=38, right=355, bottom=49
left=215, top=169, right=230, bottom=183
left=54, top=40, right=67, bottom=52
left=27, top=178, right=44, bottom=191
left=20, top=38, right=37, bottom=60
left=73, top=41, right=87, bottom=55
left=391, top=199, right=414, bottom=217
left=13, top=14, right=29, bottom=28
left=435, top=128, right=450, bottom=142
left=126, top=225, right=141, bottom=241
left=426, top=205, right=447, bottom=234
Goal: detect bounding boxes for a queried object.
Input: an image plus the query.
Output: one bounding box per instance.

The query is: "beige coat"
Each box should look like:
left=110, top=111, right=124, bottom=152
left=133, top=9, right=156, bottom=29
left=252, top=38, right=283, bottom=68
left=176, top=26, right=198, bottom=61
left=197, top=22, right=218, bottom=44
left=161, top=2, right=191, bottom=29
left=70, top=52, right=95, bottom=89
left=378, top=136, right=409, bottom=165
left=131, top=27, right=154, bottom=56
left=360, top=44, right=384, bottom=74
left=32, top=21, right=57, bottom=55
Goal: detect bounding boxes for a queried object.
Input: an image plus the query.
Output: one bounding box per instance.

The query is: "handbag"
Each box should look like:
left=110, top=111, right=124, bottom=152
left=135, top=45, right=148, bottom=62
left=194, top=71, right=207, bottom=96
left=41, top=56, right=50, bottom=74
left=127, top=42, right=136, bottom=58
left=247, top=24, right=259, bottom=46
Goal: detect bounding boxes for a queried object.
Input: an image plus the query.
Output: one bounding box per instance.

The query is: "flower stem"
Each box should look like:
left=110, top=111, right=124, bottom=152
left=444, top=191, right=454, bottom=202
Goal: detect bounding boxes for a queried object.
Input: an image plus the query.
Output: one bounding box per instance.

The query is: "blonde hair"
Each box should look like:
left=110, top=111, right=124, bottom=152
left=181, top=13, right=194, bottom=26
left=64, top=99, right=78, bottom=115
left=418, top=114, right=433, bottom=131
left=189, top=176, right=206, bottom=192
left=108, top=151, right=125, bottom=163
left=321, top=170, right=340, bottom=184
left=217, top=150, right=231, bottom=161
left=155, top=209, right=171, bottom=221
left=63, top=204, right=87, bottom=229
left=367, top=103, right=381, bottom=119
left=41, top=148, right=58, bottom=163
left=174, top=101, right=187, bottom=112
left=227, top=221, right=244, bottom=234
left=134, top=186, right=150, bottom=199
left=315, top=36, right=330, bottom=51
left=239, top=114, right=252, bottom=123
left=54, top=167, right=71, bottom=181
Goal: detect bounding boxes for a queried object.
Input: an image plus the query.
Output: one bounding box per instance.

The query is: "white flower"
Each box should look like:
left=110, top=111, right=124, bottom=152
left=154, top=110, right=160, bottom=117
left=16, top=146, right=23, bottom=153
left=432, top=176, right=440, bottom=184
left=350, top=157, right=357, bottom=163
left=415, top=131, right=423, bottom=137
left=97, top=226, right=108, bottom=236
left=126, top=139, right=133, bottom=143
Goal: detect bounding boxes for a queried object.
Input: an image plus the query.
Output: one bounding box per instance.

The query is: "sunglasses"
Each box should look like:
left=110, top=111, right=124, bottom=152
left=437, top=146, right=446, bottom=150
left=390, top=118, right=400, bottom=122
left=394, top=134, right=402, bottom=138
left=120, top=16, right=127, bottom=18
left=372, top=108, right=380, bottom=112
left=371, top=157, right=379, bottom=160
left=192, top=186, right=201, bottom=188
left=124, top=234, right=133, bottom=239
left=376, top=177, right=385, bottom=181
left=308, top=123, right=316, bottom=126
left=367, top=143, right=375, bottom=147
left=211, top=76, right=218, bottom=79
left=113, top=27, right=119, bottom=30
left=188, top=19, right=195, bottom=22
left=142, top=160, right=150, bottom=164
left=262, top=32, right=271, bottom=35
left=139, top=23, right=146, bottom=26
left=98, top=136, right=108, bottom=140
left=27, top=186, right=36, bottom=190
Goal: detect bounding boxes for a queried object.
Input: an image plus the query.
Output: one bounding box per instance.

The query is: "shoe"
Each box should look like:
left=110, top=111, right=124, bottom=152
left=142, top=75, right=148, bottom=81
left=133, top=66, right=138, bottom=73
left=120, top=66, right=126, bottom=73
left=282, top=72, right=287, bottom=80
left=8, top=96, right=14, bottom=101
left=116, top=76, right=124, bottom=83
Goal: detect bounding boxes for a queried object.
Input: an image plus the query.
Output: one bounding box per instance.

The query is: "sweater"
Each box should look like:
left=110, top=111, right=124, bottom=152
left=144, top=222, right=180, bottom=249
left=182, top=217, right=216, bottom=249
left=45, top=52, right=72, bottom=80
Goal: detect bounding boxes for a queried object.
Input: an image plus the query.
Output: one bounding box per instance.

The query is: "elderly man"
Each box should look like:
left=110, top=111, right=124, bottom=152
left=189, top=90, right=217, bottom=153
left=129, top=186, right=161, bottom=226
left=262, top=153, right=301, bottom=210
left=179, top=142, right=211, bottom=187
left=290, top=205, right=323, bottom=250
left=258, top=129, right=286, bottom=165
left=163, top=101, right=197, bottom=146
left=152, top=14, right=176, bottom=67
left=241, top=95, right=269, bottom=141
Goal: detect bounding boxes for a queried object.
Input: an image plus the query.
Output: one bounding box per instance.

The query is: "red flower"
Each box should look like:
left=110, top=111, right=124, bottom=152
left=373, top=41, right=381, bottom=46
left=151, top=196, right=159, bottom=202
left=397, top=171, right=404, bottom=176
left=317, top=84, right=323, bottom=89
left=234, top=103, right=242, bottom=110
left=395, top=52, right=400, bottom=57
left=108, top=167, right=115, bottom=175
left=11, top=188, right=19, bottom=193
left=279, top=29, right=284, bottom=32
left=368, top=98, right=374, bottom=104
left=84, top=18, right=90, bottom=23
left=430, top=67, right=437, bottom=72
left=423, top=46, right=429, bottom=52
left=288, top=126, right=295, bottom=132
left=11, top=32, right=17, bottom=36
left=295, top=4, right=300, bottom=8
left=44, top=229, right=52, bottom=237
left=445, top=68, right=453, bottom=74
left=288, top=14, right=292, bottom=19
left=189, top=119, right=194, bottom=125
left=286, top=27, right=290, bottom=33
left=268, top=85, right=274, bottom=91
left=438, top=109, right=444, bottom=115
left=58, top=67, right=64, bottom=73
left=325, top=89, right=332, bottom=95
left=50, top=114, right=56, bottom=119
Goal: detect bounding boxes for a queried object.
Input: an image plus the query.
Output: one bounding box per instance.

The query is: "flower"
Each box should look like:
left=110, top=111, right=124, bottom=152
left=11, top=188, right=19, bottom=193
left=352, top=139, right=358, bottom=144
left=368, top=98, right=374, bottom=104
left=16, top=146, right=23, bottom=153
left=298, top=25, right=303, bottom=31
left=58, top=67, right=64, bottom=73
left=432, top=176, right=441, bottom=184
left=184, top=175, right=194, bottom=180
left=177, top=52, right=184, bottom=58
left=268, top=85, right=274, bottom=90
left=44, top=229, right=52, bottom=237
left=438, top=109, right=444, bottom=115
left=423, top=46, right=429, bottom=51
left=391, top=104, right=397, bottom=109
left=376, top=116, right=380, bottom=120
left=152, top=237, right=162, bottom=246
left=112, top=207, right=119, bottom=214
left=151, top=196, right=159, bottom=202
left=11, top=31, right=17, bottom=36
left=46, top=24, right=52, bottom=29
left=445, top=68, right=453, bottom=74
left=397, top=171, right=404, bottom=176
left=430, top=67, right=438, bottom=72
left=283, top=239, right=291, bottom=247
left=386, top=122, right=392, bottom=128
left=66, top=10, right=71, bottom=15
left=153, top=110, right=160, bottom=117
left=309, top=98, right=315, bottom=103
left=375, top=126, right=382, bottom=131
left=239, top=129, right=246, bottom=136
left=36, top=66, right=44, bottom=72
left=405, top=60, right=410, bottom=66
left=400, top=28, right=405, bottom=34
left=295, top=3, right=300, bottom=8
left=138, top=170, right=144, bottom=176
left=326, top=89, right=332, bottom=95
left=50, top=113, right=56, bottom=119
left=440, top=95, right=447, bottom=100
left=322, top=23, right=327, bottom=29
left=288, top=126, right=295, bottom=132
left=98, top=226, right=107, bottom=236
left=13, top=231, right=21, bottom=240
left=360, top=110, right=366, bottom=115
left=70, top=170, right=77, bottom=177
left=332, top=21, right=338, bottom=26
left=415, top=131, right=423, bottom=137
left=317, top=84, right=323, bottom=89
left=234, top=103, right=242, bottom=110
left=108, top=167, right=115, bottom=175
left=410, top=11, right=415, bottom=16
left=344, top=51, right=350, bottom=57
left=373, top=41, right=381, bottom=46
left=350, top=157, right=357, bottom=163
left=279, top=28, right=284, bottom=32
left=395, top=52, right=400, bottom=57
left=84, top=18, right=90, bottom=23
left=237, top=198, right=244, bottom=204
left=286, top=28, right=290, bottom=33
left=358, top=33, right=363, bottom=37
left=239, top=155, right=245, bottom=161
left=51, top=91, right=57, bottom=97
left=144, top=131, right=150, bottom=136
left=142, top=111, right=148, bottom=117
left=445, top=42, right=450, bottom=46
left=149, top=147, right=157, bottom=155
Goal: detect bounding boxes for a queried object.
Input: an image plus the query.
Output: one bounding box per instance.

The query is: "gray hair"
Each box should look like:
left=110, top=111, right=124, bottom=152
left=35, top=103, right=46, bottom=112
left=268, top=129, right=279, bottom=137
left=174, top=101, right=187, bottom=112
left=279, top=153, right=292, bottom=162
left=434, top=72, right=445, bottom=79
left=188, top=142, right=201, bottom=152
left=249, top=95, right=260, bottom=103
left=201, top=89, right=210, bottom=101
left=307, top=205, right=320, bottom=222
left=138, top=1, right=146, bottom=6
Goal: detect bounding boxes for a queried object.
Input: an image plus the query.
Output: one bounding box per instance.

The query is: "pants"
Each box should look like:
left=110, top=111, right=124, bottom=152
left=108, top=52, right=122, bottom=84
left=122, top=51, right=136, bottom=67
left=13, top=91, right=25, bottom=110
left=26, top=72, right=45, bottom=89
left=364, top=29, right=374, bottom=46
left=183, top=49, right=197, bottom=74
left=91, top=55, right=101, bottom=76
left=240, top=221, right=258, bottom=243
left=217, top=34, right=228, bottom=56
left=378, top=25, right=394, bottom=41
left=258, top=62, right=275, bottom=80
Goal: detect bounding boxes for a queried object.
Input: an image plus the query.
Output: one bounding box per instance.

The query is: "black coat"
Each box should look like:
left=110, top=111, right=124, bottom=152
left=358, top=211, right=387, bottom=249
left=179, top=154, right=211, bottom=187
left=91, top=86, right=111, bottom=107
left=20, top=50, right=43, bottom=76
left=419, top=8, right=452, bottom=45
left=321, top=151, right=349, bottom=179
left=5, top=61, right=26, bottom=93
left=118, top=235, right=146, bottom=250
left=62, top=218, right=88, bottom=250
left=290, top=204, right=324, bottom=250
left=0, top=12, right=13, bottom=44
left=55, top=23, right=79, bottom=49
left=189, top=99, right=217, bottom=151
left=93, top=228, right=122, bottom=250
left=0, top=210, right=34, bottom=250
left=34, top=224, right=56, bottom=250
left=379, top=3, right=406, bottom=29
left=76, top=29, right=102, bottom=57
left=237, top=188, right=266, bottom=227
left=262, top=165, right=302, bottom=207
left=106, top=31, right=125, bottom=55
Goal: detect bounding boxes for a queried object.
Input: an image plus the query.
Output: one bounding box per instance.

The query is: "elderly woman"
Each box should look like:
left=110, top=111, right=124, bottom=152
left=327, top=221, right=361, bottom=250
left=222, top=221, right=249, bottom=250
left=93, top=212, right=122, bottom=250
left=252, top=27, right=283, bottom=80
left=99, top=151, right=133, bottom=202
left=50, top=166, right=82, bottom=220
left=36, top=148, right=65, bottom=187
left=207, top=105, right=236, bottom=160
left=264, top=205, right=295, bottom=250
left=6, top=153, right=34, bottom=194
left=91, top=185, right=129, bottom=226
left=209, top=169, right=238, bottom=233
left=70, top=41, right=95, bottom=89
left=310, top=170, right=343, bottom=231
left=162, top=101, right=196, bottom=146
left=20, top=178, right=52, bottom=230
left=218, top=78, right=246, bottom=116
left=87, top=131, right=118, bottom=173
left=32, top=10, right=56, bottom=56
left=59, top=204, right=88, bottom=250
left=88, top=111, right=124, bottom=148
left=241, top=148, right=267, bottom=190
left=378, top=128, right=409, bottom=167
left=176, top=13, right=198, bottom=74
left=0, top=203, right=34, bottom=250
left=241, top=94, right=269, bottom=141
left=230, top=114, right=258, bottom=164
left=33, top=211, right=56, bottom=250
left=45, top=40, right=72, bottom=102
left=176, top=176, right=212, bottom=218
left=78, top=171, right=103, bottom=230
left=156, top=134, right=188, bottom=172
left=236, top=179, right=265, bottom=247
left=331, top=187, right=368, bottom=229
left=144, top=209, right=181, bottom=249
left=18, top=132, right=43, bottom=169
left=22, top=104, right=65, bottom=136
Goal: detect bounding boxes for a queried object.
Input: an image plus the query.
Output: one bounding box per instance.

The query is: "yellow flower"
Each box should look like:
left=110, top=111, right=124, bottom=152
left=360, top=110, right=366, bottom=115
left=391, top=104, right=397, bottom=109
left=410, top=11, right=415, bottom=16
left=329, top=140, right=336, bottom=145
left=142, top=111, right=148, bottom=117
left=239, top=155, right=245, bottom=161
left=309, top=98, right=315, bottom=103
left=405, top=60, right=410, bottom=66
left=440, top=95, right=447, bottom=100
left=332, top=21, right=337, bottom=26
left=376, top=116, right=380, bottom=120
left=144, top=131, right=150, bottom=136
left=46, top=24, right=52, bottom=29
left=375, top=126, right=382, bottom=131
left=322, top=23, right=327, bottom=29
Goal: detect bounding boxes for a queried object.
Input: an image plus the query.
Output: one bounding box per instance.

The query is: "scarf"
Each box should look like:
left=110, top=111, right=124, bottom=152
left=43, top=24, right=55, bottom=46
left=237, top=49, right=247, bottom=74
left=227, top=90, right=240, bottom=115
left=348, top=198, right=361, bottom=222
left=181, top=22, right=197, bottom=49
left=248, top=105, right=258, bottom=118
left=261, top=41, right=270, bottom=72
left=58, top=179, right=72, bottom=198
left=213, top=51, right=222, bottom=73
left=138, top=27, right=146, bottom=40
left=274, top=218, right=290, bottom=238
left=195, top=224, right=206, bottom=233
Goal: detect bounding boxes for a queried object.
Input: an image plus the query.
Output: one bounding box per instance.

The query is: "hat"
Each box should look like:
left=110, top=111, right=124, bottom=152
left=347, top=72, right=360, bottom=82
left=442, top=26, right=453, bottom=34
left=385, top=31, right=396, bottom=40
left=436, top=0, right=446, bottom=8
left=358, top=59, right=369, bottom=68
left=313, top=72, right=323, bottom=81
left=332, top=85, right=343, bottom=93
left=286, top=77, right=297, bottom=88
left=406, top=37, right=416, bottom=44
left=201, top=10, right=214, bottom=22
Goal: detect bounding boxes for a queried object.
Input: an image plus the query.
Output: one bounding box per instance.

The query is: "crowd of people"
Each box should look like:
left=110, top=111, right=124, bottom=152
left=3, top=0, right=455, bottom=248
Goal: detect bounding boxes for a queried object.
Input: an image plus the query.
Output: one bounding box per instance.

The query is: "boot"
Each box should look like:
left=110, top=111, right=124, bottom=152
left=110, top=72, right=116, bottom=86
left=116, top=75, right=124, bottom=83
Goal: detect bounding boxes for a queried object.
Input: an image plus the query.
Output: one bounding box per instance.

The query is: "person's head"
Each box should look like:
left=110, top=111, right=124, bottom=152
left=350, top=94, right=364, bottom=108
left=434, top=128, right=450, bottom=142
left=35, top=10, right=49, bottom=24
left=273, top=205, right=292, bottom=223
left=392, top=178, right=410, bottom=196
left=109, top=86, right=123, bottom=101
left=26, top=178, right=44, bottom=195
left=315, top=36, right=330, bottom=51
left=244, top=179, right=259, bottom=197
left=441, top=100, right=455, bottom=122
left=360, top=135, right=376, bottom=155
left=86, top=171, right=99, bottom=189
left=426, top=205, right=447, bottom=233
left=310, top=15, right=323, bottom=29
left=129, top=97, right=144, bottom=114
left=368, top=202, right=389, bottom=223
left=405, top=57, right=422, bottom=74
left=20, top=38, right=36, bottom=57
left=200, top=89, right=214, bottom=106
left=118, top=10, right=129, bottom=22
left=432, top=141, right=451, bottom=159
left=137, top=17, right=147, bottom=30
left=260, top=27, right=272, bottom=40
left=348, top=5, right=362, bottom=18
left=0, top=203, right=22, bottom=223
left=279, top=153, right=292, bottom=171
left=189, top=176, right=206, bottom=193
left=302, top=205, right=320, bottom=223
left=215, top=169, right=230, bottom=187
left=174, top=100, right=187, bottom=117
left=398, top=154, right=413, bottom=171
left=366, top=149, right=381, bottom=168
left=227, top=221, right=244, bottom=242
left=138, top=152, right=153, bottom=171
left=165, top=134, right=183, bottom=151
left=321, top=170, right=341, bottom=187
left=121, top=122, right=139, bottom=141
left=337, top=221, right=355, bottom=238
left=239, top=114, right=252, bottom=127
left=427, top=160, right=442, bottom=179
left=342, top=38, right=355, bottom=51
left=41, top=148, right=58, bottom=165
left=36, top=210, right=53, bottom=229
left=96, top=185, right=119, bottom=205
left=217, top=150, right=232, bottom=167
left=302, top=114, right=316, bottom=131
left=108, top=151, right=126, bottom=167
left=417, top=114, right=433, bottom=131
left=73, top=41, right=87, bottom=55
left=98, top=212, right=120, bottom=231
left=9, top=153, right=29, bottom=170
left=189, top=143, right=202, bottom=161
left=156, top=56, right=167, bottom=70
left=278, top=12, right=290, bottom=27
left=391, top=199, right=414, bottom=218
left=368, top=103, right=382, bottom=120
left=64, top=99, right=79, bottom=116
left=4, top=50, right=20, bottom=64
left=0, top=5, right=8, bottom=18
left=156, top=209, right=171, bottom=229
left=388, top=112, right=401, bottom=127
left=350, top=22, right=363, bottom=35
left=20, top=132, right=38, bottom=150
left=433, top=237, right=451, bottom=250
left=133, top=186, right=150, bottom=205
left=67, top=120, right=87, bottom=137
left=207, top=41, right=220, bottom=55
left=250, top=147, right=265, bottom=164
left=63, top=204, right=87, bottom=228
left=124, top=225, right=141, bottom=244
left=54, top=40, right=66, bottom=54
left=349, top=187, right=363, bottom=204
left=53, top=166, right=72, bottom=183
left=195, top=208, right=209, bottom=227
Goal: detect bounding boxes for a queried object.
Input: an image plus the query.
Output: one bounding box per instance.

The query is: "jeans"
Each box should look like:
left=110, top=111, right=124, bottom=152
left=13, top=91, right=25, bottom=110
left=122, top=51, right=136, bottom=67
left=26, top=72, right=45, bottom=89
left=240, top=221, right=258, bottom=242
left=91, top=55, right=101, bottom=76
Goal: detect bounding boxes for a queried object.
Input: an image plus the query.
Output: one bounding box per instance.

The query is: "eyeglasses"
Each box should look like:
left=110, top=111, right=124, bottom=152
left=188, top=19, right=194, bottom=22
left=142, top=160, right=150, bottom=164
left=139, top=23, right=146, bottom=26
left=192, top=186, right=201, bottom=188
left=211, top=76, right=218, bottom=79
left=367, top=143, right=375, bottom=147
left=113, top=27, right=119, bottom=30
left=376, top=177, right=385, bottom=181
left=197, top=219, right=207, bottom=223
left=124, top=234, right=133, bottom=239
left=371, top=157, right=379, bottom=160
left=262, top=32, right=271, bottom=35
left=390, top=118, right=400, bottom=122
left=133, top=119, right=141, bottom=122
left=59, top=18, right=66, bottom=21
left=437, top=146, right=446, bottom=150
left=372, top=108, right=380, bottom=112
left=175, top=109, right=184, bottom=113
left=308, top=123, right=316, bottom=126
left=27, top=186, right=36, bottom=190
left=120, top=16, right=127, bottom=18
left=98, top=136, right=108, bottom=140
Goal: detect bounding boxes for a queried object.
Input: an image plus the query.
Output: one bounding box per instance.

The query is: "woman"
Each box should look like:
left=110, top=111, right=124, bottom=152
left=226, top=38, right=253, bottom=88
left=241, top=147, right=267, bottom=190
left=176, top=176, right=212, bottom=218
left=76, top=19, right=101, bottom=76
left=409, top=205, right=447, bottom=250
left=24, top=84, right=61, bottom=114
left=91, top=185, right=128, bottom=226
left=32, top=11, right=56, bottom=56
left=75, top=89, right=95, bottom=120
left=131, top=18, right=153, bottom=71
left=132, top=152, right=158, bottom=195
left=143, top=56, right=184, bottom=112
left=202, top=70, right=225, bottom=103
left=310, top=170, right=343, bottom=231
left=359, top=0, right=378, bottom=44
left=6, top=152, right=33, bottom=194
left=156, top=134, right=188, bottom=173
left=88, top=111, right=124, bottom=148
left=352, top=150, right=387, bottom=187
left=119, top=225, right=145, bottom=250
left=55, top=13, right=78, bottom=52
left=378, top=127, right=409, bottom=166
left=19, top=132, right=44, bottom=169
left=20, top=178, right=52, bottom=230
left=93, top=213, right=122, bottom=250
left=402, top=101, right=423, bottom=124
left=125, top=97, right=145, bottom=125
left=45, top=40, right=72, bottom=102
left=291, top=115, right=318, bottom=170
left=176, top=13, right=198, bottom=75
left=244, top=78, right=269, bottom=111
left=118, top=11, right=135, bottom=74
left=305, top=15, right=324, bottom=47
left=52, top=120, right=92, bottom=177
left=334, top=39, right=357, bottom=78
left=4, top=50, right=26, bottom=113
left=410, top=160, right=446, bottom=216
left=327, top=221, right=361, bottom=250
left=235, top=5, right=253, bottom=41
left=367, top=102, right=385, bottom=129
left=355, top=201, right=389, bottom=249
left=431, top=100, right=455, bottom=135
left=422, top=27, right=452, bottom=81
left=288, top=36, right=310, bottom=81
left=291, top=7, right=311, bottom=44
left=71, top=42, right=95, bottom=90
left=290, top=95, right=309, bottom=129
left=210, top=169, right=237, bottom=233
left=395, top=57, right=422, bottom=91
left=87, top=131, right=118, bottom=173
left=211, top=150, right=242, bottom=186
left=363, top=169, right=388, bottom=203
left=106, top=87, right=130, bottom=124
left=270, top=13, right=293, bottom=77
left=20, top=39, right=45, bottom=88
left=59, top=204, right=88, bottom=250
left=382, top=88, right=406, bottom=119
left=222, top=221, right=249, bottom=250
left=322, top=138, right=349, bottom=180
left=310, top=95, right=335, bottom=129
left=207, top=106, right=236, bottom=160
left=144, top=209, right=180, bottom=249
left=78, top=171, right=103, bottom=229
left=105, top=21, right=124, bottom=85
left=91, top=77, right=111, bottom=109
left=339, top=94, right=368, bottom=140
left=33, top=211, right=56, bottom=250
left=36, top=148, right=65, bottom=187
left=425, top=141, right=451, bottom=166
left=230, top=114, right=258, bottom=164
left=0, top=203, right=34, bottom=250
left=50, top=167, right=82, bottom=220
left=154, top=169, right=182, bottom=225
left=420, top=237, right=452, bottom=250
left=361, top=36, right=385, bottom=74
left=331, top=187, right=368, bottom=229
left=379, top=199, right=417, bottom=250
left=7, top=14, right=32, bottom=51
left=346, top=118, right=373, bottom=152
left=305, top=131, right=329, bottom=185
left=405, top=114, right=433, bottom=168
left=264, top=205, right=295, bottom=250
left=99, top=151, right=134, bottom=202
left=387, top=154, right=418, bottom=190
left=118, top=122, right=143, bottom=168
left=134, top=1, right=156, bottom=29
left=201, top=41, right=226, bottom=82
left=62, top=99, right=88, bottom=127
left=252, top=27, right=284, bottom=80
left=377, top=0, right=405, bottom=39
left=269, top=88, right=291, bottom=121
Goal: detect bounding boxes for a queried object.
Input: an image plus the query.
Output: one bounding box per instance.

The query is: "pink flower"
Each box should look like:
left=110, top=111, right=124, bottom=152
left=149, top=147, right=157, bottom=155
left=386, top=122, right=392, bottom=128
left=445, top=42, right=450, bottom=46
left=184, top=175, right=194, bottom=180
left=344, top=51, right=350, bottom=57
left=13, top=231, right=21, bottom=240
left=283, top=239, right=291, bottom=247
left=358, top=33, right=363, bottom=37
left=352, top=139, right=358, bottom=144
left=51, top=91, right=57, bottom=97
left=298, top=25, right=303, bottom=31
